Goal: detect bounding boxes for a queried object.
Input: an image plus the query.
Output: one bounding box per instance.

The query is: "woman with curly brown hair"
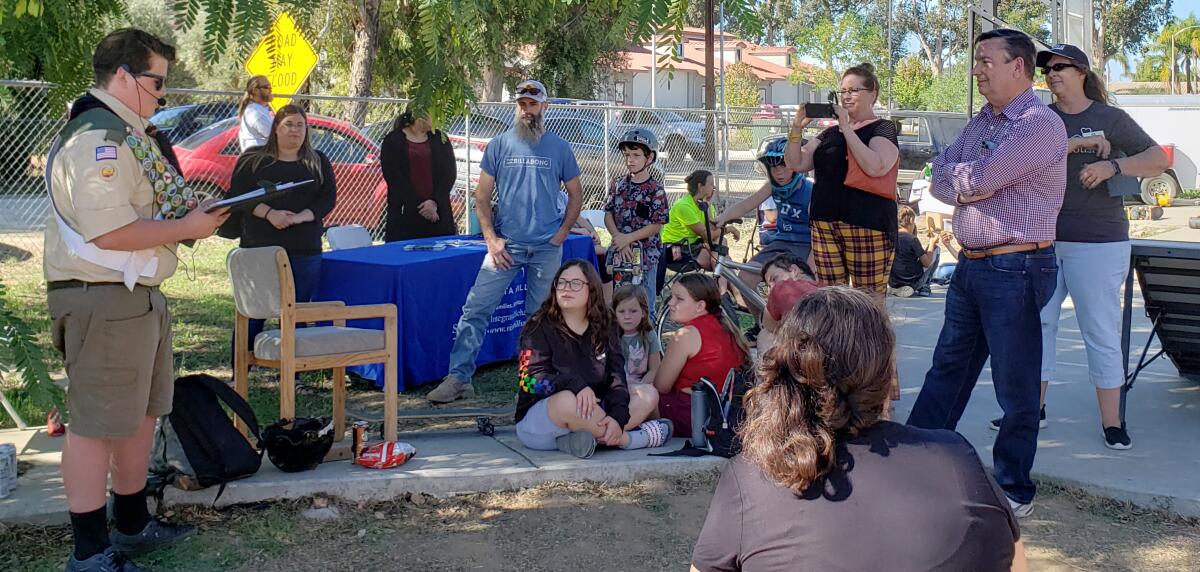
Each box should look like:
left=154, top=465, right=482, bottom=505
left=514, top=259, right=671, bottom=458
left=691, top=287, right=1027, bottom=572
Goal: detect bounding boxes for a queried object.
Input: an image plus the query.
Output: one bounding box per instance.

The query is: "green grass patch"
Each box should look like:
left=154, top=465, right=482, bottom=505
left=0, top=237, right=521, bottom=431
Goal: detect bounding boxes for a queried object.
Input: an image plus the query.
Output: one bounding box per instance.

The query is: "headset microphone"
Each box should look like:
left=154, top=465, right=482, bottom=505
left=121, top=64, right=167, bottom=108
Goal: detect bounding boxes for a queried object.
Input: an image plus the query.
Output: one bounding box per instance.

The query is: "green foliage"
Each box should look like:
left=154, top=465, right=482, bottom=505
left=920, top=64, right=980, bottom=113
left=722, top=62, right=761, bottom=108
left=893, top=55, right=932, bottom=110
left=0, top=0, right=126, bottom=112
left=997, top=0, right=1051, bottom=43
left=1096, top=0, right=1173, bottom=68
left=174, top=0, right=759, bottom=127
left=0, top=279, right=65, bottom=416
left=786, top=10, right=884, bottom=89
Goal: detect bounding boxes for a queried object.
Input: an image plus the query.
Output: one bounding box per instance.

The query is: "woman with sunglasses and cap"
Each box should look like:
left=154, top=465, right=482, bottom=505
left=381, top=108, right=458, bottom=241
left=237, top=75, right=273, bottom=152
left=1004, top=44, right=1169, bottom=450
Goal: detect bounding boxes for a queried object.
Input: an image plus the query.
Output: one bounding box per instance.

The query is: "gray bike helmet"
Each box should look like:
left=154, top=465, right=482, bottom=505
left=617, top=128, right=658, bottom=155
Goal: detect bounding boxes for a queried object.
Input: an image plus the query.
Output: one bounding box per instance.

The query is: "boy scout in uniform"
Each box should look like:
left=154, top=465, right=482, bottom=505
left=45, top=29, right=228, bottom=572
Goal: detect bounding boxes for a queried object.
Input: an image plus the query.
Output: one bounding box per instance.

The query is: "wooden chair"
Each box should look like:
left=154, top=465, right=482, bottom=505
left=228, top=246, right=398, bottom=443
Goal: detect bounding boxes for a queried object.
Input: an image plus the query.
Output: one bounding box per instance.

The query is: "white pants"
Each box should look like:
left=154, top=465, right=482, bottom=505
left=1040, top=241, right=1131, bottom=389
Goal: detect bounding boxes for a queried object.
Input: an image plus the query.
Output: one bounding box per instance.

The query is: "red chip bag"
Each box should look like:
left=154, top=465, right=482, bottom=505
left=355, top=441, right=417, bottom=469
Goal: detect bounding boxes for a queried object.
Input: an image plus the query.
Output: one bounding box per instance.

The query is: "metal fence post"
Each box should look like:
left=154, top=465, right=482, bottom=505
left=465, top=111, right=478, bottom=235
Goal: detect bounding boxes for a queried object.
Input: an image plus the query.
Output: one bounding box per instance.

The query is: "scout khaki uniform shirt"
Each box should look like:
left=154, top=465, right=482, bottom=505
left=44, top=88, right=178, bottom=285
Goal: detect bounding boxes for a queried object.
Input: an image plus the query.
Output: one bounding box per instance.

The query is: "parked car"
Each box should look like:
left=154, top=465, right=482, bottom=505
left=542, top=115, right=621, bottom=203
left=614, top=109, right=710, bottom=161
left=883, top=111, right=970, bottom=191
left=149, top=103, right=237, bottom=144
left=751, top=104, right=781, bottom=120
left=173, top=114, right=465, bottom=235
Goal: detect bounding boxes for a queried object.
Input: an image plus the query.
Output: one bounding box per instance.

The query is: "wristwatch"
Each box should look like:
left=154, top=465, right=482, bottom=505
left=1110, top=160, right=1122, bottom=175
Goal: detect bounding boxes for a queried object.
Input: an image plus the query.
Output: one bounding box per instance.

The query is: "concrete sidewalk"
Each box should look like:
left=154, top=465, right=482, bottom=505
left=3, top=282, right=1199, bottom=524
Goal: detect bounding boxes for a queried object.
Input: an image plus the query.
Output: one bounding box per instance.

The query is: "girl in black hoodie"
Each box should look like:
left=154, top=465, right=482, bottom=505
left=515, top=259, right=673, bottom=458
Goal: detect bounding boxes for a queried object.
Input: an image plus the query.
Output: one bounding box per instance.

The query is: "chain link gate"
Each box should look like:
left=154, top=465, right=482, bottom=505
left=1, top=81, right=792, bottom=286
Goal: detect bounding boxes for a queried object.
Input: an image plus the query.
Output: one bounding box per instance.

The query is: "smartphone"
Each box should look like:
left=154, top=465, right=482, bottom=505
left=804, top=102, right=835, bottom=118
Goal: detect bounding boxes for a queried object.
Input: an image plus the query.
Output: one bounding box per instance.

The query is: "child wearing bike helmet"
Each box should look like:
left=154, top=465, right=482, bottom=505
left=604, top=128, right=669, bottom=315
left=715, top=137, right=814, bottom=292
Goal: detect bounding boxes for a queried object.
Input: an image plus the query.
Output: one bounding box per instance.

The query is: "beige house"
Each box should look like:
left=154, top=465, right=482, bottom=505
left=599, top=27, right=829, bottom=109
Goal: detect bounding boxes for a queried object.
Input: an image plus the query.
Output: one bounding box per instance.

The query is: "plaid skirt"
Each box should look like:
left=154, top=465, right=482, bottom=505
left=810, top=220, right=896, bottom=295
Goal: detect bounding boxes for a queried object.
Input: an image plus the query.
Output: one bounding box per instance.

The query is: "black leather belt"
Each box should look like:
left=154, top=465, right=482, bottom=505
left=47, top=280, right=150, bottom=291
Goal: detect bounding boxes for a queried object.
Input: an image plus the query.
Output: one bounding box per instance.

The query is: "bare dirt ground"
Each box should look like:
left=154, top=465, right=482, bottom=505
left=3, top=471, right=1198, bottom=572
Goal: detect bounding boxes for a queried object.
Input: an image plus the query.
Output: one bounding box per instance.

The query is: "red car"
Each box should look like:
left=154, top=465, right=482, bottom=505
left=174, top=115, right=470, bottom=234
left=174, top=115, right=388, bottom=232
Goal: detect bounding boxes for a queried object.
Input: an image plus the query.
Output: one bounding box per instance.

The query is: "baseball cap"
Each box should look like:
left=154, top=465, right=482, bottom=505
left=1037, top=44, right=1090, bottom=69
left=766, top=279, right=822, bottom=322
left=515, top=79, right=548, bottom=103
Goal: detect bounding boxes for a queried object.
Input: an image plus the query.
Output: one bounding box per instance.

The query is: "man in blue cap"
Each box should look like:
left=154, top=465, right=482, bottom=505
left=428, top=79, right=584, bottom=403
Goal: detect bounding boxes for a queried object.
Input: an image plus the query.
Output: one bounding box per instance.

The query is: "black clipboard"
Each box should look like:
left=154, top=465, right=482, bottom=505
left=204, top=179, right=314, bottom=212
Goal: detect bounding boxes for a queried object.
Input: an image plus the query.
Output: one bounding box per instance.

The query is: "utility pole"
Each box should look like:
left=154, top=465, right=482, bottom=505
left=704, top=0, right=715, bottom=111
left=704, top=0, right=715, bottom=167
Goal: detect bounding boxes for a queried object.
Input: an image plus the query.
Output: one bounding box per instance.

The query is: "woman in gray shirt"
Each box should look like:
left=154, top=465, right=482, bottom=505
left=1013, top=44, right=1169, bottom=450
left=691, top=287, right=1026, bottom=572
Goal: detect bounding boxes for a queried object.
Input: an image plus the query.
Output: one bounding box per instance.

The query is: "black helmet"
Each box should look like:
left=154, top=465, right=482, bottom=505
left=263, top=417, right=334, bottom=473
left=617, top=128, right=658, bottom=155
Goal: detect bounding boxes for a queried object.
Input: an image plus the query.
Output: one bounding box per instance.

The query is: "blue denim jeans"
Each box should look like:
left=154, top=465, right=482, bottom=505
left=237, top=253, right=323, bottom=354
left=447, top=241, right=563, bottom=383
left=907, top=246, right=1058, bottom=504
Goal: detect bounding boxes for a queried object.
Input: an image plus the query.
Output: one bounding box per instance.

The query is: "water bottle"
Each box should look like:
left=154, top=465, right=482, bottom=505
left=691, top=377, right=711, bottom=450
left=0, top=443, right=16, bottom=499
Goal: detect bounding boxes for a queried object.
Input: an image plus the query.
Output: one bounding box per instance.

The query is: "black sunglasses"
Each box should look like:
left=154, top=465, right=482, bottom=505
left=135, top=71, right=166, bottom=91
left=1041, top=63, right=1078, bottom=74
left=517, top=85, right=542, bottom=96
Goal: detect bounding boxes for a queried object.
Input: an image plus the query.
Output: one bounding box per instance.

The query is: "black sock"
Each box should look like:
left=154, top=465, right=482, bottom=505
left=69, top=507, right=110, bottom=561
left=112, top=488, right=152, bottom=536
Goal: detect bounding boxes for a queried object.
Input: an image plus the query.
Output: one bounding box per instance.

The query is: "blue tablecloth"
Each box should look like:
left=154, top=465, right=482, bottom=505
left=315, top=235, right=597, bottom=391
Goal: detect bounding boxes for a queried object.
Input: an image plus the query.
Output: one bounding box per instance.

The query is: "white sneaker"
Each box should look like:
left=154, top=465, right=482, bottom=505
left=1008, top=496, right=1034, bottom=518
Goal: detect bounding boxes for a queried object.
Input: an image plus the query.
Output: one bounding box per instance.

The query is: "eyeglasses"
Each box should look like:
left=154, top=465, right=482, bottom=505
left=1041, top=63, right=1078, bottom=74
left=135, top=71, right=166, bottom=91
left=517, top=85, right=543, bottom=96
left=555, top=278, right=586, bottom=292
left=837, top=87, right=871, bottom=96
left=279, top=121, right=307, bottom=131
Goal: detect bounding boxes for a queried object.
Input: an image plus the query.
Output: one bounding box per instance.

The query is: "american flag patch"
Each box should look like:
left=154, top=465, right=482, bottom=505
left=95, top=146, right=118, bottom=161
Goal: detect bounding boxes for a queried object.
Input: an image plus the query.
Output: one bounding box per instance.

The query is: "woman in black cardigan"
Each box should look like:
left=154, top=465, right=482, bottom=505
left=381, top=110, right=458, bottom=241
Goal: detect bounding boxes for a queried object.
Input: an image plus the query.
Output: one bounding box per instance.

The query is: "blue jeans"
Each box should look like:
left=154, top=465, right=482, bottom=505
left=238, top=254, right=323, bottom=353
left=447, top=241, right=563, bottom=383
left=907, top=246, right=1058, bottom=504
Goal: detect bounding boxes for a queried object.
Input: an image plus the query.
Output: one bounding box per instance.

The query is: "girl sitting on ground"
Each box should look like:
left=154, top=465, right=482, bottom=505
left=515, top=260, right=672, bottom=458
left=653, top=274, right=750, bottom=438
left=613, top=285, right=662, bottom=386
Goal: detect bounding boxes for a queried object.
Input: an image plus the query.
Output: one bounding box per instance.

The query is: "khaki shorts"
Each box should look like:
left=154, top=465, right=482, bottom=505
left=49, top=284, right=173, bottom=438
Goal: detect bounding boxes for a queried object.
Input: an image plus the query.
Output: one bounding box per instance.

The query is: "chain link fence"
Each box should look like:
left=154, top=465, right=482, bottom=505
left=1, top=80, right=800, bottom=285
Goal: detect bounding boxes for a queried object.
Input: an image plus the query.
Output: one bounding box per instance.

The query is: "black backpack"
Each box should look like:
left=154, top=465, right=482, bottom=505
left=149, top=374, right=264, bottom=501
left=653, top=364, right=756, bottom=458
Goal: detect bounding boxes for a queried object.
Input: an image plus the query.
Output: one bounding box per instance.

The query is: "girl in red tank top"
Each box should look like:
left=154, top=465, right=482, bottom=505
left=653, top=274, right=749, bottom=437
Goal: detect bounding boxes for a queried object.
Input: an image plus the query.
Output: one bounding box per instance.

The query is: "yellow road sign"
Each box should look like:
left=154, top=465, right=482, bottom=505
left=244, top=12, right=318, bottom=111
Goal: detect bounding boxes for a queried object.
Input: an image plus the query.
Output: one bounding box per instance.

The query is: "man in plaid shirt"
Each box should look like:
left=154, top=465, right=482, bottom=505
left=907, top=29, right=1067, bottom=518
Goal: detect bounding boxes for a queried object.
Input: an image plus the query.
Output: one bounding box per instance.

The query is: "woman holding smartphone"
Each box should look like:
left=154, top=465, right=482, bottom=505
left=783, top=63, right=900, bottom=299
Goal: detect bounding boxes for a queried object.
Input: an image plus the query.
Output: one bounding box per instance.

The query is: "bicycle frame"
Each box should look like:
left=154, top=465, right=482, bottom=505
left=715, top=256, right=765, bottom=318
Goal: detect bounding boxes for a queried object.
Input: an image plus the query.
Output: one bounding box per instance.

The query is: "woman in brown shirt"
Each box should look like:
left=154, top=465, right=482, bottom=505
left=691, top=287, right=1027, bottom=572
